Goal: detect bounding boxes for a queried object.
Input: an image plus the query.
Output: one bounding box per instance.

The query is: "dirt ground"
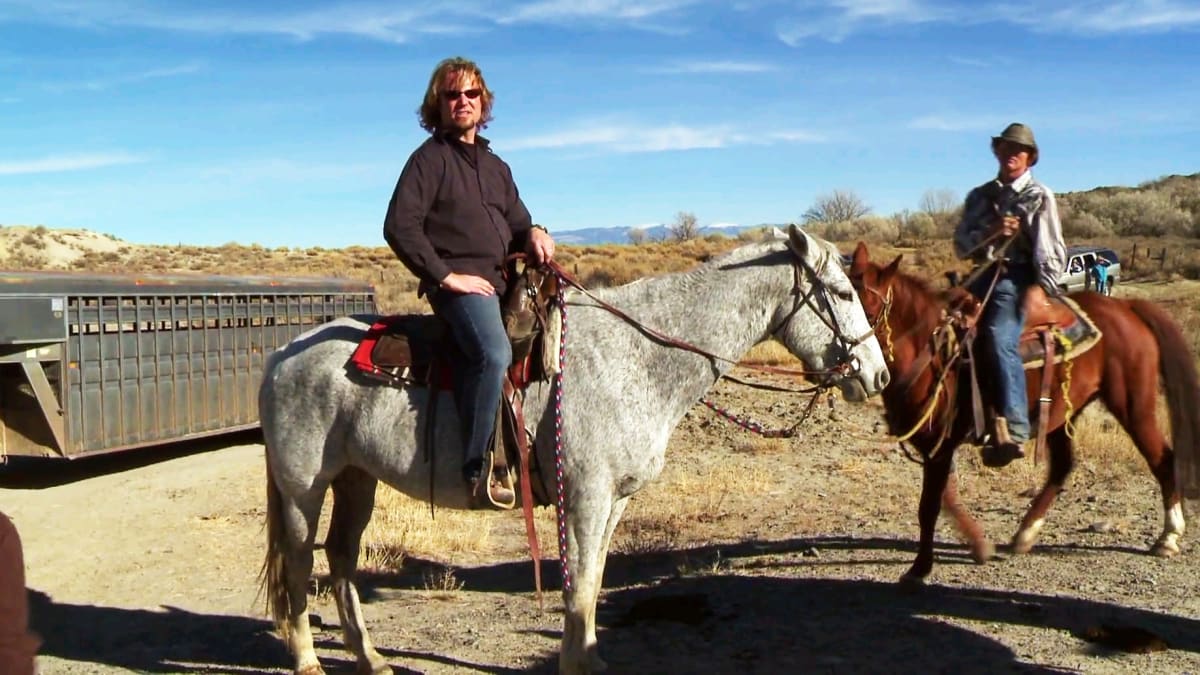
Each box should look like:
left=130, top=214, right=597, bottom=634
left=3, top=371, right=1200, bottom=674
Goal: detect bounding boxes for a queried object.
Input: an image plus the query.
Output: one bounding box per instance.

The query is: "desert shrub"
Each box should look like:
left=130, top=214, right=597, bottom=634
left=895, top=210, right=939, bottom=244
left=823, top=215, right=898, bottom=243
left=1060, top=208, right=1112, bottom=238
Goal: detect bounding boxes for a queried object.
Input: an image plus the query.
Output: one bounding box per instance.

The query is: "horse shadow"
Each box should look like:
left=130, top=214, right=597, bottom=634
left=27, top=589, right=288, bottom=673
left=352, top=535, right=1200, bottom=673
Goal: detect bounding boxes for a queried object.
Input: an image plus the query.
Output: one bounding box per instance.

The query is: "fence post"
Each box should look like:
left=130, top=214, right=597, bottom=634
left=1129, top=243, right=1138, bottom=273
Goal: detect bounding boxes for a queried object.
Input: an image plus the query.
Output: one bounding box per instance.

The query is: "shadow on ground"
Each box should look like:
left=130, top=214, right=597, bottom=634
left=28, top=590, right=287, bottom=673
left=0, top=429, right=263, bottom=489
left=30, top=536, right=1199, bottom=673
left=348, top=535, right=1200, bottom=673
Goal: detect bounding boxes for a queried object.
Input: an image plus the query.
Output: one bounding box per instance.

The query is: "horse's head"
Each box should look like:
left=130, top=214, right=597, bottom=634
left=847, top=241, right=902, bottom=327
left=773, top=226, right=889, bottom=402
left=848, top=242, right=969, bottom=377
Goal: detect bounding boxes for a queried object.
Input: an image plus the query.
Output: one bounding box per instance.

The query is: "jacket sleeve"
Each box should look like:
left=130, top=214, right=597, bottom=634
left=953, top=186, right=993, bottom=260
left=499, top=160, right=534, bottom=251
left=383, top=148, right=453, bottom=286
left=1030, top=188, right=1067, bottom=293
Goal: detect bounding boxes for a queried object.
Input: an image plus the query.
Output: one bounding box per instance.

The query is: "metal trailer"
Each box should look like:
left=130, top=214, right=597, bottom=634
left=0, top=271, right=375, bottom=460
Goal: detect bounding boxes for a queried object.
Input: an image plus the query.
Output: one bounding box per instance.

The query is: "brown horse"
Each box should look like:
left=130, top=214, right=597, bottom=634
left=848, top=242, right=1200, bottom=584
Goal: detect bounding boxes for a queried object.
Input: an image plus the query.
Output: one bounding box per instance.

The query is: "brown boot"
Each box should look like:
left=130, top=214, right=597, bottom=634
left=467, top=469, right=516, bottom=510
left=981, top=416, right=1026, bottom=468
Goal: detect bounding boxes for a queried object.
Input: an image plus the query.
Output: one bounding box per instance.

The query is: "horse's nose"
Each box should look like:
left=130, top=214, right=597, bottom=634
left=875, top=368, right=891, bottom=391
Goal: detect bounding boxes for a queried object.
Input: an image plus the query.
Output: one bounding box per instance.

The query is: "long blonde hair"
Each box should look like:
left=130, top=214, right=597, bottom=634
left=417, top=56, right=494, bottom=133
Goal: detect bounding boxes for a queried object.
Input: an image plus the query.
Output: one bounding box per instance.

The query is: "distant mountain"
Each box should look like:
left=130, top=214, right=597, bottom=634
left=551, top=223, right=775, bottom=245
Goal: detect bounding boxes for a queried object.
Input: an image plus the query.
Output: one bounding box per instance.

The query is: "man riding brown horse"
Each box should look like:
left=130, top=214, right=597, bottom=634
left=952, top=122, right=1066, bottom=467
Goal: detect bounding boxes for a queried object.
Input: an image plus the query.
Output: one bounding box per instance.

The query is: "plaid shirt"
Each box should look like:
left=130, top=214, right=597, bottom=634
left=953, top=170, right=1066, bottom=292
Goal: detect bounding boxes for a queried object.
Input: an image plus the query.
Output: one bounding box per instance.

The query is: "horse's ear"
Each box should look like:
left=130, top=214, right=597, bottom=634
left=767, top=226, right=789, bottom=241
left=849, top=241, right=870, bottom=275
left=786, top=224, right=809, bottom=257
left=881, top=255, right=903, bottom=281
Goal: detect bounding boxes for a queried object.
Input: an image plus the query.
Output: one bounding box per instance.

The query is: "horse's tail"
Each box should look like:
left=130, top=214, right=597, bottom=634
left=259, top=450, right=293, bottom=640
left=1129, top=299, right=1200, bottom=499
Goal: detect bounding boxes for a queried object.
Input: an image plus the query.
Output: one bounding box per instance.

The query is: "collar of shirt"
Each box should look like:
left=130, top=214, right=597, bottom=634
left=997, top=169, right=1033, bottom=193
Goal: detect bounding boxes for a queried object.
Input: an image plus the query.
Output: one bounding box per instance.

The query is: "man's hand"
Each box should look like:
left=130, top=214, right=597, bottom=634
left=527, top=228, right=555, bottom=265
left=992, top=214, right=1020, bottom=238
left=440, top=273, right=495, bottom=296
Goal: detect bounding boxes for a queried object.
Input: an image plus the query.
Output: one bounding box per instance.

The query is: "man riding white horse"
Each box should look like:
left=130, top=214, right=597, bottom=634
left=383, top=56, right=556, bottom=508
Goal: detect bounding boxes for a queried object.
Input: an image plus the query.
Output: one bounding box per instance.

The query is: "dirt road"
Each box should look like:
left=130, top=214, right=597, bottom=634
left=3, top=385, right=1200, bottom=674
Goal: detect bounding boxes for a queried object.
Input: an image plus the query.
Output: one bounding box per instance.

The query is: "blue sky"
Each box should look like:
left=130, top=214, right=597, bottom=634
left=1, top=1, right=1198, bottom=248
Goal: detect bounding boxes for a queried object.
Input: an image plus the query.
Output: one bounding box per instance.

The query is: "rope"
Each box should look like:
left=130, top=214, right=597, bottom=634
left=551, top=280, right=571, bottom=592
left=699, top=387, right=826, bottom=438
left=1053, top=327, right=1077, bottom=439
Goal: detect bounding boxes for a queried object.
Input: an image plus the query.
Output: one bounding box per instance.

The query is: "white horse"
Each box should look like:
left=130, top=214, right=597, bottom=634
left=260, top=226, right=889, bottom=674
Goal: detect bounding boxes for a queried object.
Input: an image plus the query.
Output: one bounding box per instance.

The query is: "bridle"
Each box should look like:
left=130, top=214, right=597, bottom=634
left=547, top=244, right=872, bottom=383
left=773, top=247, right=878, bottom=383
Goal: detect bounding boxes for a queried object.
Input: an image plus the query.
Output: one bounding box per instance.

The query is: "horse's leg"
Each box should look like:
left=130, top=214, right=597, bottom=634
left=901, top=448, right=955, bottom=586
left=326, top=466, right=390, bottom=674
left=560, top=495, right=629, bottom=675
left=1011, top=427, right=1073, bottom=554
left=1120, top=402, right=1185, bottom=557
left=270, top=482, right=328, bottom=675
left=941, top=455, right=994, bottom=563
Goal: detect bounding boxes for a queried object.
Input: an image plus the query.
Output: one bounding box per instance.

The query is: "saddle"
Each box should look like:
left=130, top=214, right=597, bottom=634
left=348, top=261, right=562, bottom=510
left=950, top=286, right=1102, bottom=461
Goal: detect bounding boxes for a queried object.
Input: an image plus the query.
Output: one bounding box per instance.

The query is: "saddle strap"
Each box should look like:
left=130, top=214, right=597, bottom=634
left=503, top=378, right=544, bottom=607
left=966, top=332, right=985, bottom=441
left=1034, top=331, right=1056, bottom=465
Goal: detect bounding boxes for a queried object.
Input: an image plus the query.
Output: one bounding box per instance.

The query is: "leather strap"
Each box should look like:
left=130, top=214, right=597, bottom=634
left=504, top=377, right=544, bottom=607
left=1034, top=330, right=1056, bottom=465
left=966, top=334, right=985, bottom=442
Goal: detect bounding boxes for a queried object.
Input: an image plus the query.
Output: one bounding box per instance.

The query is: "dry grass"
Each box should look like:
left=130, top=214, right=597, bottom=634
left=7, top=224, right=1200, bottom=573
left=359, top=486, right=495, bottom=571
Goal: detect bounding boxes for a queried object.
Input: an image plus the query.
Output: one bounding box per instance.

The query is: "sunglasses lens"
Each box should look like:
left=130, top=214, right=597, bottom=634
left=442, top=88, right=482, bottom=101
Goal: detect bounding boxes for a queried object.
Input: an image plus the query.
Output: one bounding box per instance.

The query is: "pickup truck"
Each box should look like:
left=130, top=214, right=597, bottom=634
left=1058, top=246, right=1120, bottom=295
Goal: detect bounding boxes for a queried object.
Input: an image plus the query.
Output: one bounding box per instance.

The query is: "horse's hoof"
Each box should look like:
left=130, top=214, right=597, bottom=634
left=357, top=663, right=392, bottom=675
left=971, top=539, right=996, bottom=564
left=1151, top=542, right=1181, bottom=558
left=296, top=665, right=326, bottom=675
left=1010, top=533, right=1036, bottom=555
left=898, top=572, right=927, bottom=592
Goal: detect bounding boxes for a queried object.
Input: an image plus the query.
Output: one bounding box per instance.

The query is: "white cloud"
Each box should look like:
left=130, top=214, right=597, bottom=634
left=1036, top=1, right=1200, bottom=34
left=44, top=62, right=204, bottom=93
left=0, top=152, right=146, bottom=176
left=650, top=59, right=776, bottom=74
left=505, top=121, right=824, bottom=152
left=197, top=158, right=388, bottom=184
left=500, top=0, right=698, bottom=23
left=0, top=1, right=480, bottom=43
left=908, top=114, right=1003, bottom=132
left=777, top=0, right=949, bottom=44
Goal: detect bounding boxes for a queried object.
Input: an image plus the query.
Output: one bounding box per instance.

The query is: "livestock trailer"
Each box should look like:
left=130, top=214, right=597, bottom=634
left=0, top=271, right=375, bottom=460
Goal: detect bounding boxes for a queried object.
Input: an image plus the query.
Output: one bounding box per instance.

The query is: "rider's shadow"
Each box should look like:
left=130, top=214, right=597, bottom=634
left=28, top=589, right=288, bottom=673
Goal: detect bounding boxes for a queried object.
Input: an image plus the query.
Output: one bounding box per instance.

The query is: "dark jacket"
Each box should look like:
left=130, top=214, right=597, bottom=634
left=384, top=133, right=533, bottom=296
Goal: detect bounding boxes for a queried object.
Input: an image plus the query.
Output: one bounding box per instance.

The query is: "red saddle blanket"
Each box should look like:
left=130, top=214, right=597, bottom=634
left=349, top=315, right=455, bottom=389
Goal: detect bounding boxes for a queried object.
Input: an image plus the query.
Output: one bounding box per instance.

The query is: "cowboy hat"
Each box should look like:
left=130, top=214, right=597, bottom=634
left=991, top=122, right=1038, bottom=165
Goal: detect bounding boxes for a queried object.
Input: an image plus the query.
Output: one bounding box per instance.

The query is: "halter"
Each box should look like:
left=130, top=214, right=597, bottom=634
left=545, top=244, right=868, bottom=382
left=765, top=245, right=877, bottom=382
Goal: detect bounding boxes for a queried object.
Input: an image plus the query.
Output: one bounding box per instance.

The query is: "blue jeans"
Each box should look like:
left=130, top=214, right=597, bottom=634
left=429, top=291, right=512, bottom=476
left=970, top=269, right=1031, bottom=443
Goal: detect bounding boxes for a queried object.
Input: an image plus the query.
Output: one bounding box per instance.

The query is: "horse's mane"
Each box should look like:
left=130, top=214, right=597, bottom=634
left=885, top=265, right=949, bottom=336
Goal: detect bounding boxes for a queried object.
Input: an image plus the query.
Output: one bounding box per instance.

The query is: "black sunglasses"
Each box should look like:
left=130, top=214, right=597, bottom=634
left=441, top=88, right=482, bottom=101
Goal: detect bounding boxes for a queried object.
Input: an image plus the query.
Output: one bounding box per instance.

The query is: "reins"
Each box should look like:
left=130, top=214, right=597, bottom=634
left=541, top=247, right=871, bottom=587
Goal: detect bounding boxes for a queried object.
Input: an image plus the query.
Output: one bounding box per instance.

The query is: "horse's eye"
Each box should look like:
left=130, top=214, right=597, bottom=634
left=837, top=289, right=855, bottom=301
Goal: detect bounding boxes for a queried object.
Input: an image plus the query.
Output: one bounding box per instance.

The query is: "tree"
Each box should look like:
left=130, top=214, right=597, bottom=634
left=918, top=188, right=959, bottom=217
left=627, top=227, right=648, bottom=245
left=667, top=211, right=701, bottom=241
left=802, top=190, right=870, bottom=225
left=918, top=188, right=960, bottom=237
